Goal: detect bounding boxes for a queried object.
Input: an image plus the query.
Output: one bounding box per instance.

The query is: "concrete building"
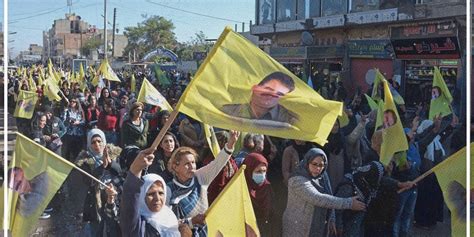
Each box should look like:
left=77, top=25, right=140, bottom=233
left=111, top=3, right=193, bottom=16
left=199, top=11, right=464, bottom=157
left=17, top=44, right=43, bottom=64
left=251, top=0, right=466, bottom=119
left=43, top=14, right=128, bottom=66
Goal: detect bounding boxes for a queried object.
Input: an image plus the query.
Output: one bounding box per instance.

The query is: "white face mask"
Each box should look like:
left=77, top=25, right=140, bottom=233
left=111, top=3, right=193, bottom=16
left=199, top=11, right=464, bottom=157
left=252, top=173, right=266, bottom=185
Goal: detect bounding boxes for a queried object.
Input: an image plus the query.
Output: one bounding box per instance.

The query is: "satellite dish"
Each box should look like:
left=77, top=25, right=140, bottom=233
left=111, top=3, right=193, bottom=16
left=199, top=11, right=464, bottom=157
left=365, top=69, right=376, bottom=85
left=301, top=31, right=314, bottom=46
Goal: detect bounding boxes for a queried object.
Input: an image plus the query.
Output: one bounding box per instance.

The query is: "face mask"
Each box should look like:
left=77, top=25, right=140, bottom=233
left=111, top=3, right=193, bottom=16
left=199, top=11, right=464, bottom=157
left=252, top=173, right=266, bottom=185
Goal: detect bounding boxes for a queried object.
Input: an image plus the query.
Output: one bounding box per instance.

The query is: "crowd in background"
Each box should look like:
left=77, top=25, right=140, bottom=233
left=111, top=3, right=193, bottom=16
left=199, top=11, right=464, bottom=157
left=5, top=62, right=467, bottom=237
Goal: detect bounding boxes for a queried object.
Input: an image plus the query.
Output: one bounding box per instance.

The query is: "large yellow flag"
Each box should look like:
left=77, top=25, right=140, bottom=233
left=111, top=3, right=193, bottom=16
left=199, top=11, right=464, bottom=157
left=176, top=27, right=342, bottom=145
left=371, top=70, right=385, bottom=102
left=364, top=93, right=378, bottom=111
left=137, top=78, right=172, bottom=110
left=206, top=165, right=259, bottom=236
left=429, top=66, right=452, bottom=120
left=470, top=143, right=474, bottom=235
left=0, top=133, right=74, bottom=236
left=13, top=90, right=38, bottom=119
left=431, top=145, right=467, bottom=237
left=379, top=78, right=408, bottom=165
left=203, top=124, right=221, bottom=158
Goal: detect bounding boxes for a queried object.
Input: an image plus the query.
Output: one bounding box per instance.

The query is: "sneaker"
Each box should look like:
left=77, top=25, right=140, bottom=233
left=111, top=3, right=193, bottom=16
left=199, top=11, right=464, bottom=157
left=44, top=207, right=53, bottom=213
left=39, top=212, right=51, bottom=219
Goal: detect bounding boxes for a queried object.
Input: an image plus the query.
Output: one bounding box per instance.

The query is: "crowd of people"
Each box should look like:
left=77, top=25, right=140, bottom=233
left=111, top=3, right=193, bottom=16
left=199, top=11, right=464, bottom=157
left=5, top=62, right=466, bottom=237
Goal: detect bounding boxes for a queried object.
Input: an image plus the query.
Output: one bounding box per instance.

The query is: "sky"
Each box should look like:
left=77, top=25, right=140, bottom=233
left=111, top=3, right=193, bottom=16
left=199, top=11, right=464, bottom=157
left=4, top=0, right=255, bottom=56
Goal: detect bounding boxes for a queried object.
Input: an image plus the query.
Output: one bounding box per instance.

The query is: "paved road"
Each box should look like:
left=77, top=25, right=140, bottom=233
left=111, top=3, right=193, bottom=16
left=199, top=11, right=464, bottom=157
left=1, top=108, right=452, bottom=236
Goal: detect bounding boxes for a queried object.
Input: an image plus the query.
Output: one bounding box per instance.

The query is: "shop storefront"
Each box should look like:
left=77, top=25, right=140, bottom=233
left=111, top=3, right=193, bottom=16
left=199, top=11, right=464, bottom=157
left=390, top=20, right=461, bottom=107
left=347, top=39, right=394, bottom=96
left=306, top=45, right=345, bottom=93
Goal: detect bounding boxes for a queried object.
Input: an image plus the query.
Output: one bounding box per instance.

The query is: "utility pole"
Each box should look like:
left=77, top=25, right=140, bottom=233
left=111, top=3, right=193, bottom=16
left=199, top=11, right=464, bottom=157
left=103, top=0, right=107, bottom=60
left=112, top=7, right=116, bottom=58
left=67, top=0, right=72, bottom=14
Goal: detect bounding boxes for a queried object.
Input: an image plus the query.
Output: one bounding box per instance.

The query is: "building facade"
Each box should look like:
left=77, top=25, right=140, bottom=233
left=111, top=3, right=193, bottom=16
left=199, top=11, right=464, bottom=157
left=251, top=0, right=466, bottom=119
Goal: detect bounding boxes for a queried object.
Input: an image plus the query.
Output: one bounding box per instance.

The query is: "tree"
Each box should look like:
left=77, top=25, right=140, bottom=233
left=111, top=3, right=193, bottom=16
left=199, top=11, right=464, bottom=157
left=124, top=15, right=177, bottom=61
left=81, top=37, right=101, bottom=57
left=176, top=31, right=214, bottom=61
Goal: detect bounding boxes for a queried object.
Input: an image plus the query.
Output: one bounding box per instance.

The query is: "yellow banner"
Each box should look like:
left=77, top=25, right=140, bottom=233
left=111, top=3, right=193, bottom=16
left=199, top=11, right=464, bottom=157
left=206, top=165, right=259, bottom=236
left=176, top=28, right=342, bottom=145
left=1, top=133, right=74, bottom=236
left=13, top=90, right=38, bottom=119
left=379, top=74, right=408, bottom=164
left=43, top=76, right=62, bottom=102
left=431, top=145, right=466, bottom=237
left=429, top=66, right=452, bottom=120
left=203, top=124, right=220, bottom=158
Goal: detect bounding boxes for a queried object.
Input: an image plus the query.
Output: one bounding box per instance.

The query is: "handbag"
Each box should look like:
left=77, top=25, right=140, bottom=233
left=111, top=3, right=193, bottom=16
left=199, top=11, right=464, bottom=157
left=47, top=137, right=63, bottom=151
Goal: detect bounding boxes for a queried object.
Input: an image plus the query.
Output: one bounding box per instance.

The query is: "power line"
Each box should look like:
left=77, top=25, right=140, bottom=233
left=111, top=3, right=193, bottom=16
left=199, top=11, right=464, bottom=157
left=9, top=2, right=100, bottom=24
left=145, top=0, right=244, bottom=24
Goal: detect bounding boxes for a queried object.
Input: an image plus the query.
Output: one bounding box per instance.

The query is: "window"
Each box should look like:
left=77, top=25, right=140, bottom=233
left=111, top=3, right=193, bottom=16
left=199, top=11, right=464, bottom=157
left=277, top=0, right=297, bottom=22
left=415, top=0, right=433, bottom=4
left=297, top=0, right=321, bottom=19
left=321, top=0, right=348, bottom=16
left=259, top=0, right=275, bottom=24
left=350, top=0, right=380, bottom=13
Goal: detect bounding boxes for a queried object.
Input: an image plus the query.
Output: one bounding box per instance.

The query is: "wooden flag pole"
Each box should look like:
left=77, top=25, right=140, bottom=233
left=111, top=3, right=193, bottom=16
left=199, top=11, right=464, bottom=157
left=150, top=109, right=180, bottom=151
left=397, top=169, right=434, bottom=194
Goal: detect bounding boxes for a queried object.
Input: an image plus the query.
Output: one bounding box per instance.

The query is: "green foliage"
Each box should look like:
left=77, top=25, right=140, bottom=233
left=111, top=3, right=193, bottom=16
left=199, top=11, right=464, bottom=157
left=124, top=15, right=178, bottom=61
left=81, top=37, right=102, bottom=56
left=176, top=31, right=214, bottom=61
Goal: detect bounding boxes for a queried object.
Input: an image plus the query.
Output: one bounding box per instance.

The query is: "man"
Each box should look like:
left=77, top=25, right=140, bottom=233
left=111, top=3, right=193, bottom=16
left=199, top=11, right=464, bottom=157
left=221, top=71, right=299, bottom=127
left=7, top=167, right=49, bottom=218
left=383, top=109, right=397, bottom=129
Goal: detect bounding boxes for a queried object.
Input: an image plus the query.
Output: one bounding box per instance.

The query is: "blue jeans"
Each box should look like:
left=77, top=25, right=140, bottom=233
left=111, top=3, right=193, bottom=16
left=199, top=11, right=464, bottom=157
left=393, top=188, right=418, bottom=237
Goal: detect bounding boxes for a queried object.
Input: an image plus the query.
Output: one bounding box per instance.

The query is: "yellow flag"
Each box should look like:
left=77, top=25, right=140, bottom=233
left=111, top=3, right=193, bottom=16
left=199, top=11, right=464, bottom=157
left=99, top=59, right=121, bottom=83
left=43, top=76, right=62, bottom=101
left=79, top=63, right=85, bottom=81
left=431, top=145, right=467, bottom=237
left=176, top=27, right=342, bottom=145
left=131, top=74, right=137, bottom=93
left=371, top=70, right=384, bottom=102
left=338, top=109, right=350, bottom=128
left=374, top=100, right=384, bottom=132
left=206, top=165, right=260, bottom=236
left=429, top=66, right=452, bottom=120
left=470, top=143, right=474, bottom=235
left=137, top=78, right=172, bottom=110
left=203, top=124, right=221, bottom=158
left=364, top=93, right=378, bottom=111
left=0, top=133, right=74, bottom=236
left=28, top=72, right=37, bottom=92
left=379, top=77, right=408, bottom=165
left=13, top=90, right=38, bottom=119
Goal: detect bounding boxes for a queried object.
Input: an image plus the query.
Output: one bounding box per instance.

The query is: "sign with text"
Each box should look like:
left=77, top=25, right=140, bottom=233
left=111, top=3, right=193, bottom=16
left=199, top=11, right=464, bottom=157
left=348, top=40, right=392, bottom=58
left=392, top=36, right=460, bottom=59
left=391, top=21, right=457, bottom=39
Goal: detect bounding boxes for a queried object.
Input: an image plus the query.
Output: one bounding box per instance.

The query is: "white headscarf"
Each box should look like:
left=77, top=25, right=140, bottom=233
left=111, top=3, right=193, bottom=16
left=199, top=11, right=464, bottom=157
left=87, top=128, right=107, bottom=168
left=139, top=174, right=180, bottom=237
left=417, top=120, right=446, bottom=162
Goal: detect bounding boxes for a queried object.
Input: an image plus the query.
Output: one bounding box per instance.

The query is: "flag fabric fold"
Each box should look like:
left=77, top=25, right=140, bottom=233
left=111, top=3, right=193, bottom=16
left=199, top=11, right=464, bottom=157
left=203, top=124, right=221, bottom=158
left=206, top=165, right=259, bottom=236
left=176, top=27, right=342, bottom=145
left=1, top=133, right=74, bottom=236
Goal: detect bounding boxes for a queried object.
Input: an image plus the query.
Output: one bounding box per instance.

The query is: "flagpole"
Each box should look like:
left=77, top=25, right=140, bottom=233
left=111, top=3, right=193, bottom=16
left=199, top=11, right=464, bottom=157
left=149, top=109, right=179, bottom=150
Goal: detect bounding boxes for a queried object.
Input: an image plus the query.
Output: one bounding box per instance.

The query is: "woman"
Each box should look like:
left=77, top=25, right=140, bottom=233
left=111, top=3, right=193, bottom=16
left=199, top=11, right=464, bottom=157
left=147, top=110, right=174, bottom=147
left=324, top=120, right=346, bottom=190
left=120, top=149, right=191, bottom=237
left=76, top=128, right=123, bottom=236
left=62, top=98, right=85, bottom=161
left=86, top=95, right=100, bottom=128
left=282, top=148, right=366, bottom=237
left=98, top=87, right=111, bottom=109
left=281, top=140, right=314, bottom=186
left=334, top=161, right=385, bottom=237
left=167, top=131, right=240, bottom=236
left=29, top=112, right=48, bottom=146
left=243, top=153, right=273, bottom=236
left=98, top=98, right=120, bottom=145
left=147, top=132, right=180, bottom=183
left=121, top=102, right=149, bottom=149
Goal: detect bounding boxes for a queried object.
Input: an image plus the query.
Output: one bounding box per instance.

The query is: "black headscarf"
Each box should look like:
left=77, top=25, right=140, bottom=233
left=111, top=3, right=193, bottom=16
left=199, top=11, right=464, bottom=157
left=346, top=161, right=384, bottom=205
left=291, top=140, right=314, bottom=161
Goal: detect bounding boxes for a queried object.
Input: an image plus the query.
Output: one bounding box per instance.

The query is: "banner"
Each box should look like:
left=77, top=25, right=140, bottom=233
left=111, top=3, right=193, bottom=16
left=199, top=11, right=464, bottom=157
left=206, top=165, right=259, bottom=236
left=131, top=74, right=137, bottom=93
left=379, top=78, right=408, bottom=165
left=1, top=133, right=74, bottom=236
left=13, top=90, right=38, bottom=119
left=43, top=76, right=62, bottom=102
left=176, top=27, right=342, bottom=145
left=203, top=124, right=220, bottom=158
left=137, top=78, right=173, bottom=110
